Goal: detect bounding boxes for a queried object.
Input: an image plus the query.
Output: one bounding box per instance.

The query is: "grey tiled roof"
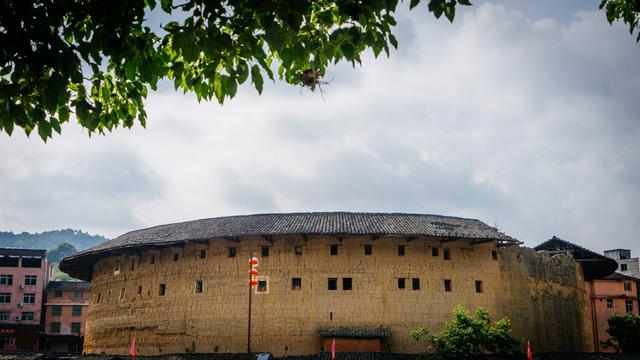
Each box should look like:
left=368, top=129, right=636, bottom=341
left=317, top=326, right=392, bottom=338
left=46, top=281, right=91, bottom=291
left=60, top=212, right=517, bottom=281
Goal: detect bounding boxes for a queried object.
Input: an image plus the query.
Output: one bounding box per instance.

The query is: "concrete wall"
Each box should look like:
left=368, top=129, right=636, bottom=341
left=83, top=235, right=593, bottom=356
left=44, top=287, right=90, bottom=335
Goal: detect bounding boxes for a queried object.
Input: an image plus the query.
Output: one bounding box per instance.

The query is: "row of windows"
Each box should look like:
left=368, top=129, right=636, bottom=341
left=0, top=311, right=34, bottom=321
left=606, top=299, right=636, bottom=313
left=0, top=275, right=37, bottom=286
left=96, top=277, right=485, bottom=302
left=0, top=256, right=42, bottom=268
left=50, top=322, right=81, bottom=334
left=107, top=246, right=499, bottom=275
left=50, top=305, right=83, bottom=316
left=0, top=293, right=36, bottom=303
left=51, top=289, right=84, bottom=298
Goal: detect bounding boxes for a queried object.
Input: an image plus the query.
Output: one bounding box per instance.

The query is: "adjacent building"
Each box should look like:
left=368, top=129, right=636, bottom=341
left=604, top=249, right=640, bottom=277
left=535, top=237, right=640, bottom=353
left=60, top=212, right=604, bottom=356
left=42, top=281, right=91, bottom=352
left=0, top=248, right=52, bottom=350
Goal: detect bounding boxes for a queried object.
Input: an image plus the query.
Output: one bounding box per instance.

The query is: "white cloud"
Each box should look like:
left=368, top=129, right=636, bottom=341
left=0, top=3, right=638, bottom=256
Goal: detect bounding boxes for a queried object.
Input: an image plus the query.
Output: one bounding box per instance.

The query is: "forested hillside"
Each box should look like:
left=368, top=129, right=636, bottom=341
left=0, top=229, right=107, bottom=251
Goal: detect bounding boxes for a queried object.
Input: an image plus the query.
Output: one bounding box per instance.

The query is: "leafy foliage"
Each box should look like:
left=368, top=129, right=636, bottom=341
left=47, top=242, right=79, bottom=263
left=0, top=0, right=472, bottom=140
left=410, top=306, right=523, bottom=360
left=600, top=0, right=640, bottom=42
left=607, top=312, right=640, bottom=354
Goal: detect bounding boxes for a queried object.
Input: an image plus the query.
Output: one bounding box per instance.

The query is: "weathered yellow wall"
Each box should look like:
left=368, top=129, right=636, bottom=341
left=83, top=235, right=592, bottom=356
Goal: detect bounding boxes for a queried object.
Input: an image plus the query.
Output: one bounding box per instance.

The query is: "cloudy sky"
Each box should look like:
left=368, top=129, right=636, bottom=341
left=1, top=0, right=639, bottom=255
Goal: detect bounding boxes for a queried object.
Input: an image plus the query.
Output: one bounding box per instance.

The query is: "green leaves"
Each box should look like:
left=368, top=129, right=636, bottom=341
left=251, top=65, right=264, bottom=94
left=600, top=0, right=640, bottom=42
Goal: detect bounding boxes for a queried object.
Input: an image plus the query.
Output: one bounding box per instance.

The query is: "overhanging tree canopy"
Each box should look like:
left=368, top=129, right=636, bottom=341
left=0, top=0, right=637, bottom=140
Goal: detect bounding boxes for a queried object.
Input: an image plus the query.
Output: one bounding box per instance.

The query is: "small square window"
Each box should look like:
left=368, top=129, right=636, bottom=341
left=364, top=245, right=372, bottom=256
left=257, top=279, right=268, bottom=293
left=199, top=250, right=206, bottom=259
left=228, top=247, right=237, bottom=257
left=444, top=279, right=452, bottom=292
left=54, top=290, right=63, bottom=298
left=261, top=246, right=269, bottom=257
left=0, top=275, right=12, bottom=286
left=292, top=278, right=301, bottom=290
left=624, top=282, right=632, bottom=291
left=72, top=305, right=82, bottom=316
left=52, top=305, right=61, bottom=316
left=71, top=322, right=81, bottom=334
left=412, top=278, right=420, bottom=291
left=398, top=245, right=405, bottom=256
left=621, top=264, right=628, bottom=271
left=625, top=299, right=634, bottom=313
left=475, top=280, right=483, bottom=293
left=443, top=248, right=451, bottom=260
left=607, top=299, right=613, bottom=309
left=159, top=284, right=166, bottom=296
left=74, top=290, right=82, bottom=298
left=398, top=278, right=406, bottom=289
left=24, top=275, right=37, bottom=286
left=432, top=248, right=439, bottom=257
left=22, top=293, right=36, bottom=303
left=150, top=255, right=156, bottom=264
left=330, top=245, right=338, bottom=256
left=50, top=322, right=61, bottom=333
left=195, top=280, right=203, bottom=293
left=342, top=278, right=352, bottom=290
left=0, top=311, right=9, bottom=321
left=294, top=246, right=303, bottom=255
left=21, top=312, right=34, bottom=321
left=173, top=253, right=179, bottom=262
left=491, top=250, right=498, bottom=260
left=328, top=278, right=337, bottom=290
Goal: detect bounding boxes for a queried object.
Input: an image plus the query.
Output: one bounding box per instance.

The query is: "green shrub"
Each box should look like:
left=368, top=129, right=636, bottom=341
left=410, top=305, right=523, bottom=360
left=608, top=312, right=640, bottom=354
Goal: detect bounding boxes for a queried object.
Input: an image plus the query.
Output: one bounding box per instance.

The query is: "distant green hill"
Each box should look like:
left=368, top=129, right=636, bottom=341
left=0, top=229, right=107, bottom=251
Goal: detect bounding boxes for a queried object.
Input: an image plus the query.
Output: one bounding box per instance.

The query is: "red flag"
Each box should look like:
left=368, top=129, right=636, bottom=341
left=527, top=340, right=532, bottom=360
left=331, top=338, right=336, bottom=360
left=130, top=336, right=138, bottom=357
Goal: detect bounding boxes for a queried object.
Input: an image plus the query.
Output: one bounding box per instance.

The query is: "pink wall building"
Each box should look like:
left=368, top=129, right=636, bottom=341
left=42, top=281, right=91, bottom=352
left=0, top=248, right=52, bottom=350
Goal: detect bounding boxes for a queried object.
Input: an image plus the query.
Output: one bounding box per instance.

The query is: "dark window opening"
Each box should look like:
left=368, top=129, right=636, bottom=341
left=328, top=278, right=337, bottom=290
left=444, top=279, right=452, bottom=292
left=96, top=293, right=101, bottom=304
left=51, top=322, right=61, bottom=333
left=292, top=278, right=301, bottom=290
left=199, top=250, right=206, bottom=259
left=432, top=248, right=439, bottom=257
left=412, top=278, right=420, bottom=290
left=257, top=279, right=267, bottom=292
left=195, top=281, right=203, bottom=293
left=228, top=247, right=237, bottom=257
left=119, top=288, right=126, bottom=300
left=53, top=290, right=63, bottom=298
left=343, top=278, right=353, bottom=290
left=606, top=299, right=613, bottom=308
left=364, top=245, right=372, bottom=255
left=21, top=257, right=42, bottom=268
left=0, top=293, right=10, bottom=303
left=137, top=286, right=142, bottom=295
left=0, top=275, right=12, bottom=285
left=130, top=258, right=135, bottom=270
left=626, top=299, right=634, bottom=313
left=0, top=256, right=18, bottom=267
left=443, top=248, right=451, bottom=260
left=398, top=278, right=406, bottom=289
left=475, top=280, right=483, bottom=293
left=621, top=264, right=628, bottom=271
left=52, top=305, right=61, bottom=316
left=330, top=245, right=338, bottom=256
left=624, top=282, right=632, bottom=291
left=329, top=311, right=333, bottom=321
left=398, top=245, right=405, bottom=256
left=22, top=293, right=35, bottom=303
left=294, top=246, right=303, bottom=255
left=492, top=250, right=498, bottom=260
left=261, top=246, right=269, bottom=257
left=159, top=284, right=166, bottom=296
left=71, top=322, right=81, bottom=334
left=173, top=253, right=179, bottom=262
left=72, top=305, right=82, bottom=316
left=150, top=255, right=156, bottom=264
left=25, top=275, right=37, bottom=286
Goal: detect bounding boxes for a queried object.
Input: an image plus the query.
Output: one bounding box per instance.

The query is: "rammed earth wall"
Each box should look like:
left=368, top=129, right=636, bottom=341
left=83, top=235, right=593, bottom=356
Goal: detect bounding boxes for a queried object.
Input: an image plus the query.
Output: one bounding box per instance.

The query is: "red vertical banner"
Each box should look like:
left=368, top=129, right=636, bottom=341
left=527, top=340, right=532, bottom=360
left=130, top=336, right=137, bottom=357
left=331, top=338, right=336, bottom=360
